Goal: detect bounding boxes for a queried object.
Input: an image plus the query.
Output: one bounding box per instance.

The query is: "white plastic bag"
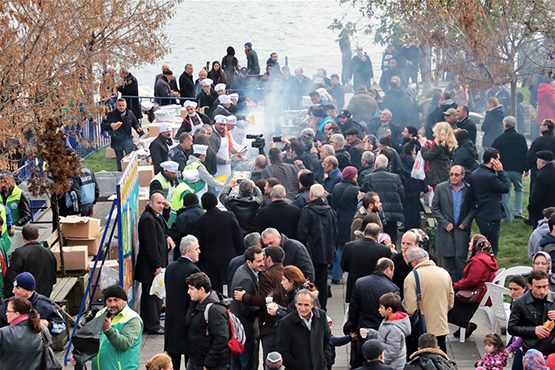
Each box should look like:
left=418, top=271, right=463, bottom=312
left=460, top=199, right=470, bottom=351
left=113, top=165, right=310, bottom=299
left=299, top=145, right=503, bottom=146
left=149, top=268, right=166, bottom=299
left=411, top=151, right=426, bottom=180
left=99, top=265, right=119, bottom=292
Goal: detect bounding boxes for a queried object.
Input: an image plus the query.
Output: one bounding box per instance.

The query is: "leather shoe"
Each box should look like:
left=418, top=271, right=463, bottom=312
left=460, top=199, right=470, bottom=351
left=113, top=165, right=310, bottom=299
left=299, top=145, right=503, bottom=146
left=453, top=328, right=460, bottom=338
left=465, top=323, right=477, bottom=339
left=148, top=327, right=165, bottom=335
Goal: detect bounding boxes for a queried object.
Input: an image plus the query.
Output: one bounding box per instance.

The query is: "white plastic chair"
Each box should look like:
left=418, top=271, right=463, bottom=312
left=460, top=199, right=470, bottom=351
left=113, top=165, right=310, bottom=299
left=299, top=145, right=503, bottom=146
left=485, top=282, right=512, bottom=339
left=477, top=268, right=506, bottom=329
left=495, top=266, right=533, bottom=287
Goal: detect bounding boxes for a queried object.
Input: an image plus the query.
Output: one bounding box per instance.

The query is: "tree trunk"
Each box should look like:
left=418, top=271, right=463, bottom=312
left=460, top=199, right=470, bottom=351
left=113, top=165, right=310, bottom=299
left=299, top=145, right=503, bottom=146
left=510, top=79, right=518, bottom=117
left=50, top=194, right=65, bottom=275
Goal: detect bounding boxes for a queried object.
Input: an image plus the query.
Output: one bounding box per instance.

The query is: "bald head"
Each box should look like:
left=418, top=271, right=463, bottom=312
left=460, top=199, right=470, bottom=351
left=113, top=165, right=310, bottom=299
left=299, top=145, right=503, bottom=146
left=255, top=155, right=267, bottom=170
left=401, top=231, right=419, bottom=255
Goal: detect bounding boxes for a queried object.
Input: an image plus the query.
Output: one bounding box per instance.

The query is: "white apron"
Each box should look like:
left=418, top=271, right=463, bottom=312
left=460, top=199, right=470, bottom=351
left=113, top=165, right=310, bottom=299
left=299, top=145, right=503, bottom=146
left=215, top=133, right=231, bottom=191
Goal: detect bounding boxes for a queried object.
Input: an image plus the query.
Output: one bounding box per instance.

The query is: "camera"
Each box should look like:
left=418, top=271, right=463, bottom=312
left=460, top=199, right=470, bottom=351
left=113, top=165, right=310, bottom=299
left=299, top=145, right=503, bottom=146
left=246, top=134, right=265, bottom=149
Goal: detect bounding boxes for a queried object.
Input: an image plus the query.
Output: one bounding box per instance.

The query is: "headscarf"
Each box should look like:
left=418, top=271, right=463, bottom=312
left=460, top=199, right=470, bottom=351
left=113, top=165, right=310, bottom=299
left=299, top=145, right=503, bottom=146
left=533, top=251, right=553, bottom=276
left=523, top=349, right=547, bottom=370
left=470, top=234, right=494, bottom=257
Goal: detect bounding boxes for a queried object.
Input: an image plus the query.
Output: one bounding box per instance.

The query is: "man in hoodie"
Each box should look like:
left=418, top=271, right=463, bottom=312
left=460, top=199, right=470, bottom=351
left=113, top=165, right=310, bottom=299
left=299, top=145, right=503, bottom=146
left=529, top=207, right=555, bottom=259
left=529, top=151, right=555, bottom=229
left=403, top=333, right=457, bottom=370
left=362, top=292, right=411, bottom=370
left=297, top=184, right=338, bottom=311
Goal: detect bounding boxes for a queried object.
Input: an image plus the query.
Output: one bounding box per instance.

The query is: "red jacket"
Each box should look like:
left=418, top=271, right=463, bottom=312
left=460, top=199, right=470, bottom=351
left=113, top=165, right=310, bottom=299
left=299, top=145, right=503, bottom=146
left=454, top=252, right=498, bottom=302
left=536, top=83, right=555, bottom=124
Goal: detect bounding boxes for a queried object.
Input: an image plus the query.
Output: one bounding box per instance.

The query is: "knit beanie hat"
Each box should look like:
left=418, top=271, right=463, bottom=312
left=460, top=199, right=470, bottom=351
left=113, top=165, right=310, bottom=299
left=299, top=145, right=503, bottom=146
left=103, top=285, right=128, bottom=302
left=14, top=272, right=36, bottom=292
left=342, top=166, right=358, bottom=181
left=183, top=193, right=199, bottom=207
left=265, top=352, right=284, bottom=370
left=201, top=192, right=218, bottom=210
left=299, top=172, right=315, bottom=188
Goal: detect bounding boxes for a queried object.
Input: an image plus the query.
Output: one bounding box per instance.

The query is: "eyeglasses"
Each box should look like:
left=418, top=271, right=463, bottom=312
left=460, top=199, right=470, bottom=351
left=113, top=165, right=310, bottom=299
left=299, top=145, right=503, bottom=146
left=449, top=173, right=462, bottom=177
left=5, top=310, right=15, bottom=313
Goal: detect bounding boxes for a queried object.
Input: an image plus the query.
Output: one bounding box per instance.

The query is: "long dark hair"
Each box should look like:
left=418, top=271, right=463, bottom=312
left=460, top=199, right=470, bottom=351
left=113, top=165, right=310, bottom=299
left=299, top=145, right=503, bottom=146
left=10, top=298, right=42, bottom=333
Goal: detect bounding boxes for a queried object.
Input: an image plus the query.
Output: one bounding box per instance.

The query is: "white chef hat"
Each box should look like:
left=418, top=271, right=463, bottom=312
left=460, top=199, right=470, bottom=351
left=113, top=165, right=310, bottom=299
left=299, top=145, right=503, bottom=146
left=226, top=115, right=237, bottom=125
left=200, top=78, right=213, bottom=86
left=140, top=101, right=154, bottom=111
left=160, top=161, right=179, bottom=173
left=183, top=100, right=198, bottom=108
left=159, top=123, right=172, bottom=133
left=193, top=144, right=208, bottom=156
left=214, top=115, right=228, bottom=123
left=218, top=95, right=231, bottom=104
left=228, top=93, right=239, bottom=100
left=214, top=83, right=226, bottom=92
left=182, top=169, right=200, bottom=183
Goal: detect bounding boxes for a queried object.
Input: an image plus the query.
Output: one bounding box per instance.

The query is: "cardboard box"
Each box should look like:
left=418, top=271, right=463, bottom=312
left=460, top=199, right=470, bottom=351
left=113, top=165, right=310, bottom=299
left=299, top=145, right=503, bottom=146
left=60, top=217, right=101, bottom=239
left=121, top=153, right=133, bottom=172
left=138, top=165, right=154, bottom=187
left=139, top=196, right=148, bottom=213
left=53, top=245, right=88, bottom=271
left=66, top=231, right=103, bottom=256
left=105, top=147, right=116, bottom=158
left=147, top=124, right=161, bottom=138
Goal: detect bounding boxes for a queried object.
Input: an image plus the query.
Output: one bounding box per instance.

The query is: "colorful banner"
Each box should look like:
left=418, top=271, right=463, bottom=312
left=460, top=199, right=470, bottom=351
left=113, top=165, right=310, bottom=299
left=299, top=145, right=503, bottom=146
left=116, top=152, right=140, bottom=308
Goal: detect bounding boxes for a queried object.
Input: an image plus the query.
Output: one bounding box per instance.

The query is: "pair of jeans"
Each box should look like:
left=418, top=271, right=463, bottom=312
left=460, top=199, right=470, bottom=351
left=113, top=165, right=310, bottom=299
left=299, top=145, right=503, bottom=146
left=114, top=140, right=134, bottom=172
left=331, top=244, right=344, bottom=281
left=476, top=219, right=501, bottom=255
left=502, top=171, right=523, bottom=221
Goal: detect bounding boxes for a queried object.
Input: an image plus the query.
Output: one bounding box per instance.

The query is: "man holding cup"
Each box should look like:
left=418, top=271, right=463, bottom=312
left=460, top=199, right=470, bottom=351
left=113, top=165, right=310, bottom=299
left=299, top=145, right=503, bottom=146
left=235, top=246, right=287, bottom=361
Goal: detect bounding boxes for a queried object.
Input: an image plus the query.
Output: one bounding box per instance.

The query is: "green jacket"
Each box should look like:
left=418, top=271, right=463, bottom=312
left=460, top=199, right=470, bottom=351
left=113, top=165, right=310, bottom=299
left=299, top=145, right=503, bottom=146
left=92, top=305, right=143, bottom=370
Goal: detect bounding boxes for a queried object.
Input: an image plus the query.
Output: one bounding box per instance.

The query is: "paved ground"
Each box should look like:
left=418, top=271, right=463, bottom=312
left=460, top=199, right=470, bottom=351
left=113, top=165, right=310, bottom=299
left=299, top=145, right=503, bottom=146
left=48, top=200, right=505, bottom=369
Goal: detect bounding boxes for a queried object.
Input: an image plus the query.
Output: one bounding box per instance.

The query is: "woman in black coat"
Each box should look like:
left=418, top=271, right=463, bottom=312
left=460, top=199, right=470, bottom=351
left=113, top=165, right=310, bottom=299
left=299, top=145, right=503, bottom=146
left=221, top=46, right=240, bottom=85
left=482, top=97, right=506, bottom=148
left=207, top=61, right=227, bottom=86
left=331, top=166, right=360, bottom=282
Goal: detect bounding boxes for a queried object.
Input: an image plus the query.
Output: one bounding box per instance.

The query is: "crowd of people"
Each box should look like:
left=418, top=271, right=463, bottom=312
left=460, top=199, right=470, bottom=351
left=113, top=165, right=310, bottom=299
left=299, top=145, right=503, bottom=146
left=3, top=41, right=555, bottom=370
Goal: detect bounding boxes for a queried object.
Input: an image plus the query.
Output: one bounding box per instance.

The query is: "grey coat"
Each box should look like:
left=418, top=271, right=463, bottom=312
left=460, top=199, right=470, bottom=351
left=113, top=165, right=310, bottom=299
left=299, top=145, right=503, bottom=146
left=367, top=313, right=412, bottom=370
left=431, top=180, right=475, bottom=257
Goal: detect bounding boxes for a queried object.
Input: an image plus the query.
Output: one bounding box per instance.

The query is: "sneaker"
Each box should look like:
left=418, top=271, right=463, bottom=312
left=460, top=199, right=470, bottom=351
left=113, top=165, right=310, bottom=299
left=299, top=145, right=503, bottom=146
left=515, top=215, right=526, bottom=220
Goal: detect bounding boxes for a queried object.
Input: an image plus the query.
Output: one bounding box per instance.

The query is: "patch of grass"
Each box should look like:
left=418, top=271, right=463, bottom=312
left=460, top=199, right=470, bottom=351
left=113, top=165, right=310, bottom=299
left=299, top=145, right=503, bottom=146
left=517, top=86, right=530, bottom=105
left=471, top=177, right=533, bottom=269
left=82, top=147, right=118, bottom=172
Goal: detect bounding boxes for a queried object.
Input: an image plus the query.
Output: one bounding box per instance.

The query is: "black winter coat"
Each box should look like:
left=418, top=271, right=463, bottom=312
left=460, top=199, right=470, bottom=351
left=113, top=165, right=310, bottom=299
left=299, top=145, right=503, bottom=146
left=528, top=163, right=555, bottom=226
left=164, top=257, right=200, bottom=354
left=192, top=208, right=245, bottom=284
left=508, top=290, right=555, bottom=356
left=186, top=291, right=231, bottom=369
left=276, top=307, right=332, bottom=370
left=254, top=200, right=301, bottom=239
left=103, top=109, right=141, bottom=150
left=219, top=186, right=263, bottom=233
left=356, top=361, right=396, bottom=370
left=491, top=128, right=528, bottom=173
left=136, top=205, right=168, bottom=285
left=4, top=241, right=57, bottom=298
left=527, top=131, right=555, bottom=182
left=179, top=72, right=196, bottom=100
left=426, top=100, right=457, bottom=139
left=453, top=139, right=479, bottom=173
left=280, top=234, right=315, bottom=282
left=403, top=348, right=457, bottom=370
left=363, top=168, right=404, bottom=222
left=332, top=180, right=360, bottom=246
left=421, top=142, right=454, bottom=187
left=469, top=165, right=509, bottom=221
left=117, top=73, right=141, bottom=119
left=349, top=271, right=400, bottom=331
left=382, top=87, right=415, bottom=126
left=456, top=117, right=477, bottom=144
left=292, top=187, right=311, bottom=210
left=297, top=198, right=338, bottom=265
left=341, top=239, right=393, bottom=303
left=167, top=204, right=204, bottom=260
left=150, top=134, right=172, bottom=174
left=482, top=105, right=505, bottom=148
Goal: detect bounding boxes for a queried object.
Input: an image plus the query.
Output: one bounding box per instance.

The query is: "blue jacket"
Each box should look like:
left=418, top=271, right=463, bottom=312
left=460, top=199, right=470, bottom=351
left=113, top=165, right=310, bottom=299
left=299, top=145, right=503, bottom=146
left=323, top=168, right=342, bottom=195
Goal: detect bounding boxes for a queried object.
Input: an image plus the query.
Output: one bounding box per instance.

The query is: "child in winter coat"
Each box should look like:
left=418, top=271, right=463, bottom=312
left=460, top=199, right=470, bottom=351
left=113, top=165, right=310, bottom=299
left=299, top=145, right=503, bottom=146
left=327, top=315, right=356, bottom=370
left=360, top=292, right=411, bottom=370
left=475, top=333, right=508, bottom=370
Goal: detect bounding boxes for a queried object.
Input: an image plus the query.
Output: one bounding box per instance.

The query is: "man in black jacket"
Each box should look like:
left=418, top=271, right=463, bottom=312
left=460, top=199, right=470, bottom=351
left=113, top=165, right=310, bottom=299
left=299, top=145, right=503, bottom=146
left=165, top=235, right=201, bottom=370
left=219, top=178, right=264, bottom=233
left=404, top=334, right=457, bottom=370
left=150, top=124, right=173, bottom=175
left=349, top=258, right=399, bottom=369
left=179, top=63, right=196, bottom=102
left=508, top=269, right=555, bottom=356
left=363, top=154, right=404, bottom=245
left=167, top=193, right=204, bottom=261
left=456, top=104, right=477, bottom=144
left=103, top=98, right=143, bottom=171
left=192, top=192, right=244, bottom=293
left=527, top=119, right=555, bottom=206
left=528, top=151, right=555, bottom=228
left=342, top=223, right=393, bottom=302
left=230, top=246, right=265, bottom=370
left=186, top=272, right=231, bottom=370
left=168, top=132, right=193, bottom=172
left=255, top=185, right=300, bottom=239
left=297, top=184, right=337, bottom=311
left=469, top=148, right=509, bottom=255
left=276, top=289, right=332, bottom=370
left=155, top=69, right=178, bottom=105
left=292, top=171, right=315, bottom=210
left=260, top=228, right=315, bottom=282
left=492, top=116, right=528, bottom=221
left=136, top=192, right=173, bottom=334
left=117, top=68, right=141, bottom=120
left=4, top=224, right=56, bottom=298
